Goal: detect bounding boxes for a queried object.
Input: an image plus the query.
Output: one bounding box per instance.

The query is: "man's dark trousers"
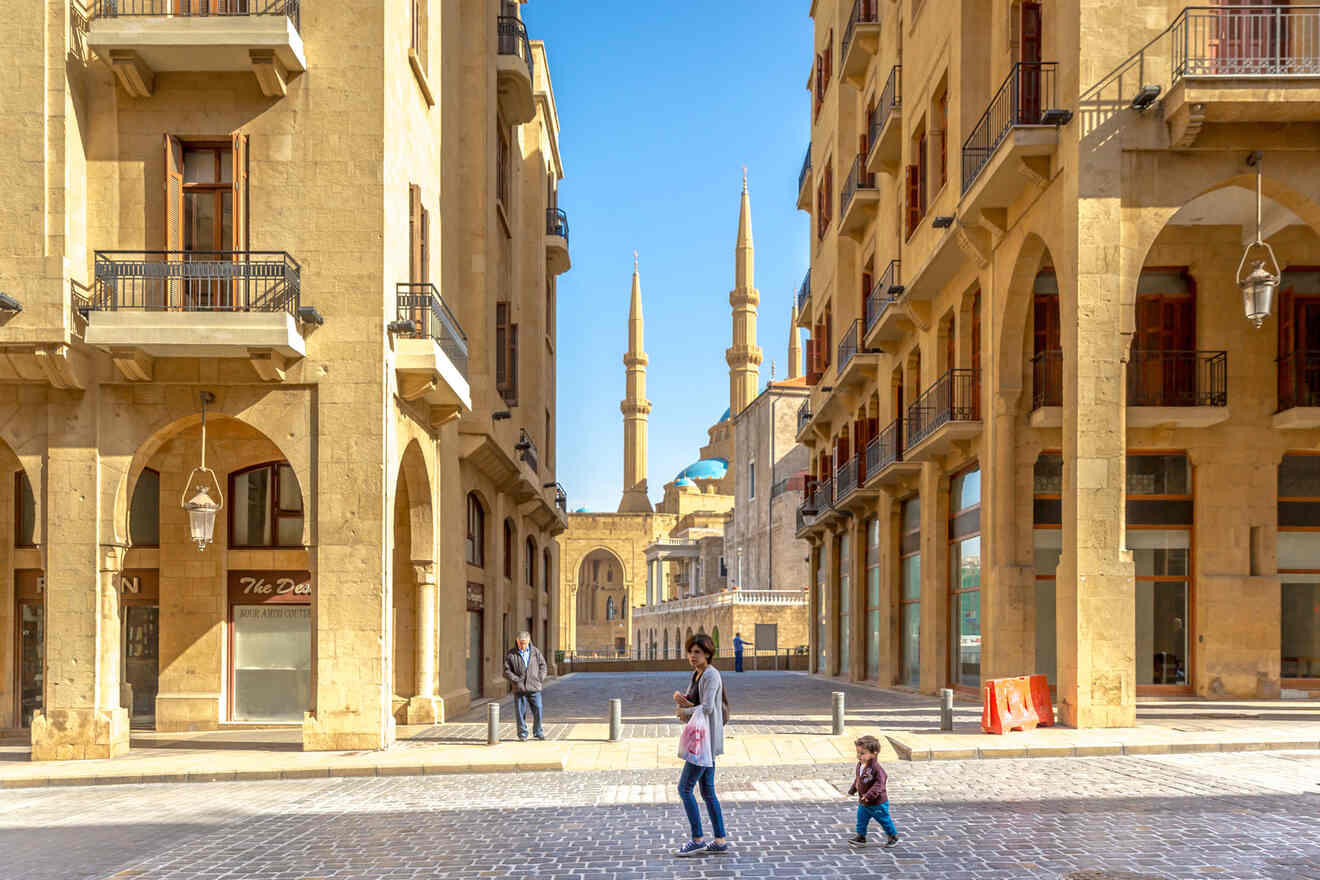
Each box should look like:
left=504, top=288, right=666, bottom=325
left=514, top=690, right=544, bottom=740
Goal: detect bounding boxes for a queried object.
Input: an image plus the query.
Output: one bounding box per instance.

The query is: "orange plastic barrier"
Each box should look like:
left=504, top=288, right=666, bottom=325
left=980, top=676, right=1039, bottom=734
left=1027, top=673, right=1054, bottom=727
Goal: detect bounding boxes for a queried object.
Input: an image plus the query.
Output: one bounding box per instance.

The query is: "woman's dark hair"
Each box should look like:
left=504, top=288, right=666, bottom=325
left=684, top=633, right=716, bottom=660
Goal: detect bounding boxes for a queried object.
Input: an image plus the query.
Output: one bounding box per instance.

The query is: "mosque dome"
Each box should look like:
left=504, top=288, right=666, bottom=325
left=718, top=407, right=732, bottom=423
left=674, top=478, right=696, bottom=488
left=675, top=458, right=729, bottom=482
left=573, top=506, right=589, bottom=513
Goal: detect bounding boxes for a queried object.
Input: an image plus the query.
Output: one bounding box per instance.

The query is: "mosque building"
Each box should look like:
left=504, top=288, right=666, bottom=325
left=557, top=180, right=810, bottom=661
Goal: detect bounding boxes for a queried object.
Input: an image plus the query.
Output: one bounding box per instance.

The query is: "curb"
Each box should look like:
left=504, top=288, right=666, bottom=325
left=885, top=736, right=1320, bottom=761
left=0, top=757, right=567, bottom=790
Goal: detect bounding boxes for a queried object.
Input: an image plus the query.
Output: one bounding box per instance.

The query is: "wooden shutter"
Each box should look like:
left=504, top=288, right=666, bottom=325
left=905, top=165, right=920, bottom=237
left=861, top=271, right=872, bottom=319
left=496, top=302, right=509, bottom=391
left=231, top=133, right=248, bottom=253
left=805, top=339, right=817, bottom=384
left=824, top=309, right=833, bottom=367
left=420, top=207, right=429, bottom=285
left=917, top=132, right=928, bottom=216
left=409, top=183, right=422, bottom=284
left=509, top=322, right=519, bottom=404
left=165, top=135, right=184, bottom=251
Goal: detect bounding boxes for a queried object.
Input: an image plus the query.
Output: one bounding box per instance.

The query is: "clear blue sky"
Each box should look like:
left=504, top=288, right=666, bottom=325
left=525, top=0, right=811, bottom=513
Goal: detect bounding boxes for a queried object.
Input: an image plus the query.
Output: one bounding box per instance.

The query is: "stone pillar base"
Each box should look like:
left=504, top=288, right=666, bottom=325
left=30, top=707, right=130, bottom=761
left=405, top=696, right=444, bottom=725
left=301, top=711, right=396, bottom=752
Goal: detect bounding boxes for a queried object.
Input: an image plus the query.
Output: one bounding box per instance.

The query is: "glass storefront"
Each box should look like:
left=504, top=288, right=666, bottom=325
left=865, top=518, right=881, bottom=681
left=900, top=497, right=921, bottom=688
left=1129, top=530, right=1189, bottom=686
left=838, top=532, right=851, bottom=677
left=948, top=468, right=981, bottom=688
left=1278, top=457, right=1320, bottom=684
left=816, top=549, right=827, bottom=674
left=1033, top=529, right=1061, bottom=683
left=14, top=570, right=43, bottom=728
left=228, top=571, right=312, bottom=722
left=466, top=582, right=484, bottom=697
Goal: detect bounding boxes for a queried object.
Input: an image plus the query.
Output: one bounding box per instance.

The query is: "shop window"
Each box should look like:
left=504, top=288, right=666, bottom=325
left=865, top=517, right=882, bottom=680
left=15, top=471, right=36, bottom=548
left=837, top=530, right=852, bottom=677
left=948, top=467, right=982, bottom=688
left=229, top=462, right=303, bottom=548
left=1127, top=452, right=1192, bottom=687
left=900, top=495, right=921, bottom=687
left=129, top=468, right=161, bottom=548
left=466, top=493, right=485, bottom=567
left=1278, top=454, right=1320, bottom=682
left=1032, top=451, right=1062, bottom=682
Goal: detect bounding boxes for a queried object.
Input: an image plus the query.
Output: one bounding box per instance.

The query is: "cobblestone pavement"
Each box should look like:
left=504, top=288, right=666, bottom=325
left=3, top=750, right=1317, bottom=880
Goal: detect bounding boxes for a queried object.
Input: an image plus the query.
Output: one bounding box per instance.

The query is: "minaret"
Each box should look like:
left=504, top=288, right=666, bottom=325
left=619, top=252, right=654, bottom=513
left=788, top=303, right=802, bottom=379
left=726, top=170, right=763, bottom=416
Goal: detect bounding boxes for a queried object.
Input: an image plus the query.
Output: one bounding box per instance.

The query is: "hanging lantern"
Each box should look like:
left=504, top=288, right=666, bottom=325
left=181, top=392, right=223, bottom=551
left=1236, top=154, right=1281, bottom=330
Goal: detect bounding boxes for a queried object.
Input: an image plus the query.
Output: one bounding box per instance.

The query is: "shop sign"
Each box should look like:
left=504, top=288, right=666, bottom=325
left=466, top=581, right=484, bottom=611
left=15, top=570, right=44, bottom=601
left=120, top=569, right=160, bottom=603
left=228, top=570, right=313, bottom=604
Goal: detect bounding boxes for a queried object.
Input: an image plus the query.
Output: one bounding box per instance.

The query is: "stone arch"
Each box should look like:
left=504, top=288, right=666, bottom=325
left=575, top=546, right=625, bottom=627
left=0, top=400, right=47, bottom=545
left=396, top=439, right=434, bottom=565
left=996, top=232, right=1061, bottom=402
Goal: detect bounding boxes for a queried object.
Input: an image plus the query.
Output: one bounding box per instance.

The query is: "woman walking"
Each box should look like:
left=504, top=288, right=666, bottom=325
left=673, top=633, right=730, bottom=856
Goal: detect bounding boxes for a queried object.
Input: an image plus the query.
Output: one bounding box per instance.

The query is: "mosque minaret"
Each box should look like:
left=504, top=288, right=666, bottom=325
left=618, top=252, right=654, bottom=513
left=726, top=172, right=763, bottom=418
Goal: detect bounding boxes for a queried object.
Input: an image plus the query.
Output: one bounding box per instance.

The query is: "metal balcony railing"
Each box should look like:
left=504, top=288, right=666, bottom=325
left=497, top=15, right=534, bottom=78
left=865, top=419, right=901, bottom=480
left=799, top=146, right=812, bottom=193
left=91, top=251, right=300, bottom=315
left=841, top=153, right=877, bottom=218
left=517, top=428, right=539, bottom=474
left=551, top=482, right=568, bottom=514
left=837, top=319, right=861, bottom=374
left=1278, top=351, right=1320, bottom=411
left=1173, top=6, right=1320, bottom=80
left=905, top=369, right=980, bottom=450
left=1031, top=349, right=1063, bottom=410
left=835, top=455, right=859, bottom=502
left=396, top=282, right=470, bottom=378
left=1126, top=350, right=1227, bottom=407
left=814, top=477, right=834, bottom=512
left=962, top=61, right=1058, bottom=194
left=797, top=399, right=812, bottom=434
left=864, top=259, right=902, bottom=333
left=90, top=0, right=300, bottom=29
left=841, top=0, right=879, bottom=62
left=874, top=65, right=901, bottom=141
left=798, top=270, right=812, bottom=312
left=546, top=208, right=570, bottom=246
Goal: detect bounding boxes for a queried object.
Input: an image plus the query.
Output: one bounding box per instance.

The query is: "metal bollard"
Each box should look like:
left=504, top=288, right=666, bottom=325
left=608, top=698, right=622, bottom=742
left=831, top=691, right=845, bottom=736
left=939, top=688, right=954, bottom=731
left=487, top=701, right=500, bottom=745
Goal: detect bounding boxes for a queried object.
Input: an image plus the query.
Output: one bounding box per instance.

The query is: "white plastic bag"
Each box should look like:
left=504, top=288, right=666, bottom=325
left=677, top=709, right=713, bottom=767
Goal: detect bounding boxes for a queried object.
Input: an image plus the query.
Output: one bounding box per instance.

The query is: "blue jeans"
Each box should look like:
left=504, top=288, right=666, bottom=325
left=734, top=652, right=743, bottom=672
left=678, top=760, right=726, bottom=840
left=513, top=690, right=543, bottom=739
left=856, top=801, right=898, bottom=837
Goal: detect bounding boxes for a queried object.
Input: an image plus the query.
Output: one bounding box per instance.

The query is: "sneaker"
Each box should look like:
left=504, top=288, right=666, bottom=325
left=675, top=840, right=708, bottom=857
left=518, top=736, right=528, bottom=742
left=847, top=834, right=867, bottom=848
left=705, top=842, right=730, bottom=855
left=534, top=734, right=546, bottom=741
left=884, top=834, right=899, bottom=848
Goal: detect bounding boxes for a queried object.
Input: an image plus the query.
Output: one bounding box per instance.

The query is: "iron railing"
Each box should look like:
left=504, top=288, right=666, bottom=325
left=395, top=282, right=470, bottom=378
left=798, top=269, right=812, bottom=312
left=1126, top=350, right=1227, bottom=407
left=497, top=15, right=534, bottom=79
left=841, top=0, right=879, bottom=62
left=1173, top=6, right=1320, bottom=80
left=864, top=259, right=902, bottom=333
left=1031, top=349, right=1063, bottom=410
left=771, top=475, right=803, bottom=499
left=91, top=251, right=300, bottom=315
left=840, top=153, right=877, bottom=218
left=905, top=368, right=981, bottom=449
left=835, top=455, right=859, bottom=502
left=517, top=428, right=539, bottom=474
left=546, top=208, right=569, bottom=246
left=865, top=419, right=901, bottom=480
left=551, top=483, right=568, bottom=514
left=797, top=399, right=813, bottom=434
left=90, top=0, right=299, bottom=29
left=814, top=477, right=833, bottom=513
left=837, top=319, right=861, bottom=374
left=962, top=61, right=1058, bottom=194
left=1278, top=351, right=1320, bottom=411
left=868, top=65, right=901, bottom=156
left=799, top=146, right=812, bottom=194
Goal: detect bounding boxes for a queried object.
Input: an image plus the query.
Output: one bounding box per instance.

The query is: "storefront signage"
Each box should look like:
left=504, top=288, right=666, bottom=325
left=228, top=570, right=313, bottom=604
left=466, top=581, right=484, bottom=612
left=120, top=569, right=159, bottom=604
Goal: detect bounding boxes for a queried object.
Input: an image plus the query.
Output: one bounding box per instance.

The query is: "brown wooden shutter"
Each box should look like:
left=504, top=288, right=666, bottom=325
left=805, top=339, right=816, bottom=384
left=509, top=322, right=520, bottom=404
left=420, top=207, right=429, bottom=285
left=165, top=135, right=184, bottom=251
left=824, top=310, right=833, bottom=367
left=409, top=184, right=422, bottom=284
left=496, top=302, right=509, bottom=391
left=905, top=165, right=920, bottom=237
left=231, top=133, right=248, bottom=253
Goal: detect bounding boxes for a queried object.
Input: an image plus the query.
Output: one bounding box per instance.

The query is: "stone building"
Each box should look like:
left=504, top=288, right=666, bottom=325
left=0, top=0, right=568, bottom=760
left=795, top=0, right=1320, bottom=726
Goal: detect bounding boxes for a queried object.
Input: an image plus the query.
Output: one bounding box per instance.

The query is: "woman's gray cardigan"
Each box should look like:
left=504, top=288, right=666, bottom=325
left=678, top=665, right=725, bottom=758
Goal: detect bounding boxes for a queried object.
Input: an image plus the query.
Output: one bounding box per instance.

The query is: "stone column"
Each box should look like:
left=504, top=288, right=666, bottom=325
left=407, top=561, right=442, bottom=724
left=98, top=545, right=126, bottom=717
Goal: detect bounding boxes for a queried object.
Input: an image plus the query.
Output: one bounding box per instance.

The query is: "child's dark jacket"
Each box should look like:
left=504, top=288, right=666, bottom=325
left=847, top=757, right=888, bottom=805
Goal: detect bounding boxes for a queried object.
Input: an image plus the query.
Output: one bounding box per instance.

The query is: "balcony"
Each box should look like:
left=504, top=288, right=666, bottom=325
left=1028, top=349, right=1063, bottom=427
left=1166, top=6, right=1320, bottom=145
left=960, top=62, right=1062, bottom=228
left=864, top=418, right=919, bottom=487
left=835, top=318, right=881, bottom=391
left=797, top=146, right=813, bottom=211
left=904, top=369, right=982, bottom=460
left=863, top=259, right=906, bottom=347
left=866, top=65, right=903, bottom=175
left=840, top=0, right=881, bottom=87
left=87, top=0, right=304, bottom=98
left=497, top=15, right=535, bottom=125
left=1275, top=352, right=1320, bottom=428
left=797, top=269, right=813, bottom=325
left=546, top=208, right=571, bottom=275
left=834, top=455, right=859, bottom=504
left=516, top=428, right=539, bottom=474
left=550, top=482, right=568, bottom=515
left=84, top=251, right=305, bottom=380
left=393, top=282, right=472, bottom=424
left=1126, top=350, right=1228, bottom=428
left=839, top=154, right=880, bottom=242
left=797, top=399, right=813, bottom=436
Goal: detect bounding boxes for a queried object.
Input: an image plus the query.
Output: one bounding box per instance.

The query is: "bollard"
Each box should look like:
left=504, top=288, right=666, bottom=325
left=608, top=698, right=622, bottom=742
left=487, top=701, right=500, bottom=745
left=831, top=691, right=845, bottom=736
left=939, top=688, right=954, bottom=731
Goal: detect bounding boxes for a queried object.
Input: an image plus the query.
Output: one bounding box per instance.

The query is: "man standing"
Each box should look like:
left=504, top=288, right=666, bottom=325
left=732, top=632, right=752, bottom=673
left=503, top=631, right=547, bottom=741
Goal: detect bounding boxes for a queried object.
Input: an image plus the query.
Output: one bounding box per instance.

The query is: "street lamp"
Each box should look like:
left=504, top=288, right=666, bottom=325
left=1237, top=153, right=1281, bottom=329
left=181, top=392, right=223, bottom=550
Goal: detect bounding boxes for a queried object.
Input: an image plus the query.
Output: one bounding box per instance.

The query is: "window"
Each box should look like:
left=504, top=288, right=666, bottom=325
left=15, top=472, right=36, bottom=548
left=900, top=496, right=921, bottom=687
left=932, top=83, right=949, bottom=191
left=165, top=135, right=247, bottom=309
left=837, top=531, right=852, bottom=677
left=546, top=409, right=554, bottom=477
left=129, top=468, right=160, bottom=548
left=497, top=126, right=511, bottom=209
left=466, top=493, right=485, bottom=567
left=1126, top=453, right=1192, bottom=688
left=816, top=160, right=833, bottom=239
left=409, top=183, right=429, bottom=286
left=605, top=564, right=613, bottom=583
left=503, top=519, right=515, bottom=579
left=1131, top=271, right=1196, bottom=407
left=815, top=548, right=828, bottom=673
left=525, top=537, right=537, bottom=588
left=606, top=597, right=616, bottom=620
left=906, top=120, right=927, bottom=239
left=748, top=460, right=756, bottom=499
left=542, top=548, right=551, bottom=595
left=865, top=517, right=882, bottom=680
left=229, top=462, right=304, bottom=548
left=948, top=467, right=982, bottom=688
left=496, top=302, right=519, bottom=406
left=1278, top=454, right=1320, bottom=683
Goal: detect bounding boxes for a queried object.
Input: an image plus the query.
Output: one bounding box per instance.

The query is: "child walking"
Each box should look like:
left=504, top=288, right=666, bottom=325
left=847, top=735, right=899, bottom=848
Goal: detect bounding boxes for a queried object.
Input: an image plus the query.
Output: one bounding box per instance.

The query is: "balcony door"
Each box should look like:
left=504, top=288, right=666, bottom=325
left=165, top=134, right=246, bottom=310
left=1279, top=287, right=1320, bottom=410
left=1018, top=1, right=1043, bottom=124
left=1214, top=0, right=1290, bottom=74
left=1132, top=288, right=1196, bottom=406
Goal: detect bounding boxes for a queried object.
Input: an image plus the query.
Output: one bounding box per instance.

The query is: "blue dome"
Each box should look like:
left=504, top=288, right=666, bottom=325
left=676, top=458, right=729, bottom=481
left=719, top=407, right=732, bottom=423
left=674, top=477, right=696, bottom=488
left=573, top=506, right=589, bottom=513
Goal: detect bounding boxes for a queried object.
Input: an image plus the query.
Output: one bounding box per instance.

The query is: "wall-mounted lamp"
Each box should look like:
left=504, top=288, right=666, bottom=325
left=387, top=319, right=415, bottom=334
left=820, top=385, right=834, bottom=392
left=492, top=410, right=512, bottom=421
left=296, top=305, right=324, bottom=326
left=932, top=216, right=955, bottom=229
left=0, top=293, right=21, bottom=312
left=1040, top=108, right=1074, bottom=126
left=1131, top=84, right=1162, bottom=111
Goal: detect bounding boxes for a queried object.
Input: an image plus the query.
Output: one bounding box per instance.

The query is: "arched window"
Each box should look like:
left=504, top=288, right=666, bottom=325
left=14, top=471, right=36, bottom=548
left=465, top=493, right=485, bottom=567
left=542, top=548, right=551, bottom=595
left=129, top=468, right=160, bottom=548
left=230, top=461, right=304, bottom=548
left=525, top=537, right=537, bottom=587
left=503, top=519, right=515, bottom=579
left=606, top=596, right=615, bottom=620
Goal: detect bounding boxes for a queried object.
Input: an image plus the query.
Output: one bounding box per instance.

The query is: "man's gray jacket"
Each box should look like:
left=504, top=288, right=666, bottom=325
left=503, top=645, right=548, bottom=694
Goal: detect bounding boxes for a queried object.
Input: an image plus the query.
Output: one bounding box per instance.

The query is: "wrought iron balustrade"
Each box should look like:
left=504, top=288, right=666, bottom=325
left=837, top=319, right=860, bottom=373
left=1173, top=6, right=1320, bottom=80
left=798, top=270, right=812, bottom=312
left=841, top=0, right=879, bottom=62
left=905, top=369, right=981, bottom=449
left=551, top=482, right=568, bottom=514
left=962, top=61, right=1058, bottom=194
left=1031, top=349, right=1063, bottom=410
left=497, top=15, right=534, bottom=78
left=865, top=419, right=900, bottom=479
left=1126, top=350, right=1227, bottom=407
left=814, top=477, right=833, bottom=513
left=396, top=282, right=470, bottom=378
left=91, top=0, right=300, bottom=29
left=840, top=153, right=877, bottom=217
left=835, top=455, right=859, bottom=501
left=868, top=65, right=901, bottom=154
left=546, top=208, right=569, bottom=245
left=799, top=146, right=812, bottom=193
left=91, top=251, right=300, bottom=315
left=864, top=259, right=902, bottom=333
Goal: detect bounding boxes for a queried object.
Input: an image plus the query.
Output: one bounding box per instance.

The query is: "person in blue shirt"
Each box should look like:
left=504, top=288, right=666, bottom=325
left=732, top=632, right=751, bottom=673
left=502, top=632, right=547, bottom=741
